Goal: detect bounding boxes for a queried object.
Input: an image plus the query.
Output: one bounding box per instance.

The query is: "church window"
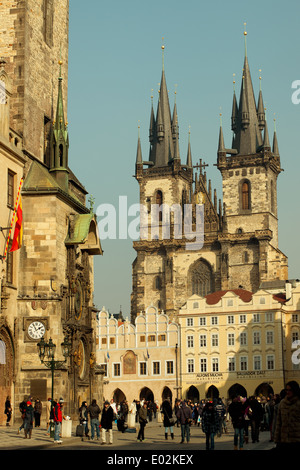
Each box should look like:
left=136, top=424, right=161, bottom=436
left=59, top=144, right=64, bottom=166
left=155, top=190, right=163, bottom=222
left=241, top=180, right=250, bottom=210
left=43, top=0, right=54, bottom=47
left=190, top=259, right=214, bottom=297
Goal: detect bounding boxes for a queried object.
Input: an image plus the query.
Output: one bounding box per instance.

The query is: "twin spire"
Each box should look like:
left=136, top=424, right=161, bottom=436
left=136, top=44, right=192, bottom=170
left=219, top=26, right=280, bottom=158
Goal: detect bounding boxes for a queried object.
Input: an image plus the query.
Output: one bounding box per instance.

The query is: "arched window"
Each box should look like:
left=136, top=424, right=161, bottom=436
left=189, top=259, right=214, bottom=297
left=242, top=181, right=250, bottom=210
left=156, top=190, right=163, bottom=222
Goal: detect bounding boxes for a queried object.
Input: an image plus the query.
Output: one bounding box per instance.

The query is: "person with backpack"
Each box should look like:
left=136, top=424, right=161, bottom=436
left=88, top=399, right=101, bottom=440
left=176, top=400, right=193, bottom=443
left=52, top=398, right=63, bottom=444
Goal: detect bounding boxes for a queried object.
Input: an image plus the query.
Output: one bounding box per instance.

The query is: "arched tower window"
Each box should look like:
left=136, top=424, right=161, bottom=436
left=156, top=190, right=163, bottom=222
left=189, top=259, right=214, bottom=297
left=241, top=180, right=250, bottom=210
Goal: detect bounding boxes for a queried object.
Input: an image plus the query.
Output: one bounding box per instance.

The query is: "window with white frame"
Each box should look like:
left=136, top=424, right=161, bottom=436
left=212, top=357, right=219, bottom=372
left=211, top=334, right=219, bottom=347
left=199, top=317, right=206, bottom=326
left=113, top=363, right=121, bottom=376
left=153, top=361, right=160, bottom=375
left=266, top=312, right=274, bottom=322
left=266, top=330, right=274, bottom=344
left=166, top=360, right=174, bottom=374
left=200, top=357, right=207, bottom=372
left=139, top=362, right=147, bottom=375
left=187, top=335, right=194, bottom=348
left=228, top=357, right=235, bottom=371
left=253, top=331, right=261, bottom=345
left=253, top=355, right=261, bottom=370
left=211, top=316, right=218, bottom=325
left=266, top=355, right=274, bottom=370
left=292, top=314, right=299, bottom=323
left=240, top=332, right=247, bottom=346
left=239, top=314, right=247, bottom=324
left=227, top=315, right=234, bottom=324
left=200, top=335, right=207, bottom=347
left=240, top=356, right=248, bottom=371
left=187, top=317, right=194, bottom=327
left=187, top=358, right=194, bottom=373
left=228, top=333, right=235, bottom=346
left=253, top=313, right=260, bottom=323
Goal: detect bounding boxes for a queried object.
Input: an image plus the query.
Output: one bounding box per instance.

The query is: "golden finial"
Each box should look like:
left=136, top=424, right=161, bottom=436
left=243, top=22, right=247, bottom=57
left=233, top=73, right=236, bottom=92
left=161, top=36, right=165, bottom=70
left=259, top=69, right=262, bottom=90
left=244, top=22, right=247, bottom=35
left=219, top=107, right=222, bottom=126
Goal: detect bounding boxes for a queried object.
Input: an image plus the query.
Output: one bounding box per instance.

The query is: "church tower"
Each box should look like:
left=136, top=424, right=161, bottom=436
left=217, top=27, right=288, bottom=289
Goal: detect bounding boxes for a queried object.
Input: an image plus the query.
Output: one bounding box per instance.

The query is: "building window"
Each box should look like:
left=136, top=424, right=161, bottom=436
left=7, top=170, right=15, bottom=208
left=109, top=337, right=115, bottom=344
left=228, top=333, right=235, bottom=346
left=228, top=357, right=235, bottom=371
left=155, top=190, right=163, bottom=222
left=240, top=332, right=247, bottom=346
left=154, top=276, right=162, bottom=290
left=148, top=335, right=156, bottom=342
left=100, top=364, right=107, bottom=376
left=266, top=330, right=274, bottom=344
left=211, top=334, right=218, bottom=347
left=253, top=313, right=260, bottom=323
left=254, top=356, right=261, bottom=371
left=266, top=355, right=274, bottom=370
left=187, top=358, right=194, bottom=373
left=187, top=318, right=194, bottom=327
left=200, top=335, right=207, bottom=348
left=113, top=363, right=121, bottom=377
left=187, top=335, right=194, bottom=348
left=193, top=302, right=199, bottom=309
left=158, top=334, right=166, bottom=342
left=253, top=331, right=261, bottom=345
left=166, top=360, right=174, bottom=374
left=240, top=356, right=248, bottom=371
left=6, top=241, right=13, bottom=284
left=239, top=314, right=247, bottom=324
left=292, top=314, right=299, bottom=323
left=140, top=335, right=146, bottom=342
left=101, top=338, right=107, bottom=345
left=211, top=316, right=218, bottom=326
left=212, top=358, right=219, bottom=372
left=200, top=358, right=207, bottom=372
left=190, top=259, right=214, bottom=297
left=227, top=315, right=234, bottom=324
left=153, top=361, right=160, bottom=375
left=266, top=312, right=274, bottom=322
left=241, top=180, right=250, bottom=210
left=139, top=362, right=147, bottom=375
left=199, top=317, right=206, bottom=326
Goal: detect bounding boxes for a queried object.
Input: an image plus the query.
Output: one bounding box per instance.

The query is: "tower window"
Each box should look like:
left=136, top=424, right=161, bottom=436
left=241, top=180, right=250, bottom=210
left=189, top=259, right=214, bottom=297
left=155, top=190, right=163, bottom=221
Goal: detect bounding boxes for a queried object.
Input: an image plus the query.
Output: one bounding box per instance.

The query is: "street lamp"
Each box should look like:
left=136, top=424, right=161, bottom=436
left=37, top=335, right=71, bottom=405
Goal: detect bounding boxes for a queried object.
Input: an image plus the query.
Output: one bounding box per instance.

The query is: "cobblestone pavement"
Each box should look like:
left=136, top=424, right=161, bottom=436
left=0, top=421, right=276, bottom=452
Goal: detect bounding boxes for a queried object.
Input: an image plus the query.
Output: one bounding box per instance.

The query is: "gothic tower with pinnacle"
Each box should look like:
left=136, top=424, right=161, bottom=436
left=131, top=36, right=288, bottom=322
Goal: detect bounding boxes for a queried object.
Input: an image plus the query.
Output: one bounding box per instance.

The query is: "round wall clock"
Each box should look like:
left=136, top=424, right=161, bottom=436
left=27, top=321, right=46, bottom=340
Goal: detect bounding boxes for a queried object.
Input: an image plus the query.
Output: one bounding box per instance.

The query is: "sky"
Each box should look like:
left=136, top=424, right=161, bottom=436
left=67, top=0, right=300, bottom=317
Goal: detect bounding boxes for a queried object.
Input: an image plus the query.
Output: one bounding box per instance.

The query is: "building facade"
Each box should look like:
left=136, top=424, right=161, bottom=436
left=131, top=32, right=288, bottom=322
left=96, top=306, right=180, bottom=405
left=0, top=0, right=102, bottom=424
left=178, top=283, right=300, bottom=402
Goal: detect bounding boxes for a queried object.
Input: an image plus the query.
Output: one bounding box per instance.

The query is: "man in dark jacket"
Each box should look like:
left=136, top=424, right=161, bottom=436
left=176, top=400, right=192, bottom=443
left=248, top=396, right=263, bottom=443
left=228, top=396, right=246, bottom=450
left=88, top=399, right=101, bottom=440
left=101, top=400, right=114, bottom=444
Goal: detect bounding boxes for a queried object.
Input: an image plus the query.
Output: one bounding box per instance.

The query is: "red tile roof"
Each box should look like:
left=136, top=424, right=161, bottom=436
left=205, top=289, right=253, bottom=305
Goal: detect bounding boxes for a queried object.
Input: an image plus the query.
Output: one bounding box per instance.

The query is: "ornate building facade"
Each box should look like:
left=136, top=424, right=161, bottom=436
left=131, top=34, right=288, bottom=322
left=0, top=0, right=102, bottom=424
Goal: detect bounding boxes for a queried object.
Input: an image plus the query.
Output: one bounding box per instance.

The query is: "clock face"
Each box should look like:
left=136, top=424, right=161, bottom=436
left=28, top=321, right=46, bottom=340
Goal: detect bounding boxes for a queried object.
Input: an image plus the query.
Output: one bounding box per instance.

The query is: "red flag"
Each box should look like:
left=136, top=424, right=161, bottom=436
left=10, top=198, right=23, bottom=252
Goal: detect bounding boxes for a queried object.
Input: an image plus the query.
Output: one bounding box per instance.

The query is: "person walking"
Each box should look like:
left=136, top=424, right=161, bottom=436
left=101, top=400, right=114, bottom=445
left=201, top=401, right=219, bottom=450
left=52, top=398, right=63, bottom=444
left=79, top=401, right=90, bottom=440
left=17, top=398, right=27, bottom=435
left=215, top=398, right=226, bottom=437
left=23, top=401, right=34, bottom=439
left=274, top=380, right=300, bottom=450
left=34, top=398, right=42, bottom=427
left=176, top=400, right=192, bottom=444
left=88, top=399, right=101, bottom=441
left=137, top=401, right=148, bottom=442
left=248, top=396, right=263, bottom=443
left=4, top=396, right=12, bottom=426
left=161, top=397, right=175, bottom=440
left=228, top=396, right=246, bottom=450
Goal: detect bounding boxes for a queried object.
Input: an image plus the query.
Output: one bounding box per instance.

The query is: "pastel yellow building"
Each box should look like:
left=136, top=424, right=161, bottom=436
left=178, top=288, right=290, bottom=402
left=96, top=306, right=180, bottom=405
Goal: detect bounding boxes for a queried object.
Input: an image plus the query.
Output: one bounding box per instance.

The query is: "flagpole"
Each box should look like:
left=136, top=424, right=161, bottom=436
left=3, top=177, right=24, bottom=262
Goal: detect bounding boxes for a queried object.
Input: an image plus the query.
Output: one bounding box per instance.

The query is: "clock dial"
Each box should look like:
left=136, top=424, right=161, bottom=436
left=28, top=321, right=46, bottom=340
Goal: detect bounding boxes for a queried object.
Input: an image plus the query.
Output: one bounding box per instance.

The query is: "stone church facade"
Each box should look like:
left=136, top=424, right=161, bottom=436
left=131, top=35, right=288, bottom=322
left=0, top=0, right=102, bottom=424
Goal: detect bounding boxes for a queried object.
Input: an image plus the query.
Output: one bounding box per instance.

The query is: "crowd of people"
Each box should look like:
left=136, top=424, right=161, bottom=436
left=5, top=379, right=300, bottom=449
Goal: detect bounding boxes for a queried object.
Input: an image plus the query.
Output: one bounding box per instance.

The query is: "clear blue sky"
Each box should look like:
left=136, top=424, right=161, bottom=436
left=67, top=0, right=300, bottom=316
